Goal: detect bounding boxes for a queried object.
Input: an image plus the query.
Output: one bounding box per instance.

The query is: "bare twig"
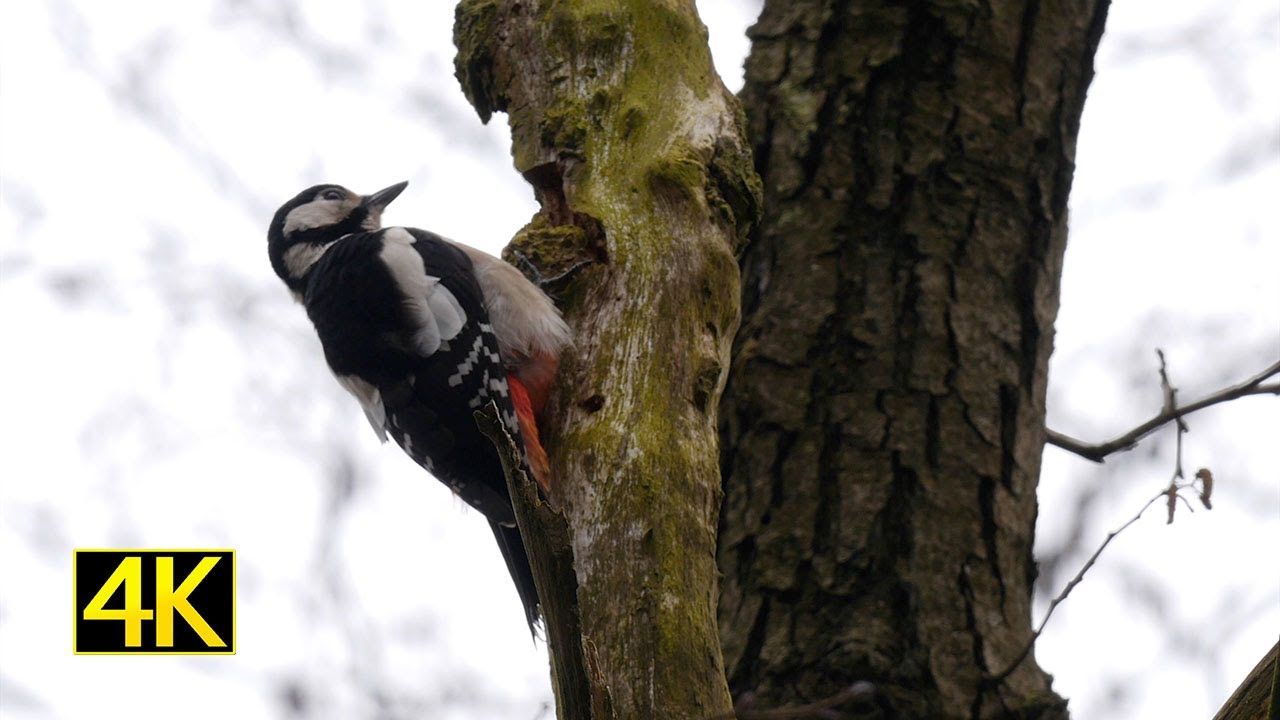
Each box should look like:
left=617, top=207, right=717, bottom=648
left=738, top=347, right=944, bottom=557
left=1046, top=358, right=1280, bottom=462
left=707, top=683, right=877, bottom=720
left=993, top=488, right=1170, bottom=681
left=998, top=353, right=1229, bottom=679
left=1156, top=349, right=1190, bottom=483
left=995, top=463, right=1215, bottom=681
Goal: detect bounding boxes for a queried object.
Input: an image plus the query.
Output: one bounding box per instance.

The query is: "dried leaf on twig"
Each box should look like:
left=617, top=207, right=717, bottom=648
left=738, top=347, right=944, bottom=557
left=1195, top=467, right=1214, bottom=509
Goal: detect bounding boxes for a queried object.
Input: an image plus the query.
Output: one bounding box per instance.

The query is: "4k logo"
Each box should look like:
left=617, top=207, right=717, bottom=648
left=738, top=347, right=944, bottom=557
left=74, top=550, right=235, bottom=654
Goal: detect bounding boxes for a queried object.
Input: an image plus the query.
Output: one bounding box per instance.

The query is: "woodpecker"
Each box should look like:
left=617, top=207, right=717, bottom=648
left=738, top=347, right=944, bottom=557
left=266, top=181, right=571, bottom=630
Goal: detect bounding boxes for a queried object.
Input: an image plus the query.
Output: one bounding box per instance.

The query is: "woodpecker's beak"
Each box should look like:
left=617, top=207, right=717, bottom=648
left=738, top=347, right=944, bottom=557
left=363, top=181, right=408, bottom=210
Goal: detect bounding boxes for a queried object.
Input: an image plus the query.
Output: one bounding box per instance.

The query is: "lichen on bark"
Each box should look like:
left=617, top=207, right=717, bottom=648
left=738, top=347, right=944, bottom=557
left=454, top=1, right=761, bottom=718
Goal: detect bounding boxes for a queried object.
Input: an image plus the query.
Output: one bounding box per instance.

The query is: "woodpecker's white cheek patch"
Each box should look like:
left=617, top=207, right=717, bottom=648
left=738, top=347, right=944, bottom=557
left=282, top=241, right=336, bottom=280
left=335, top=374, right=388, bottom=442
left=379, top=228, right=467, bottom=357
left=283, top=200, right=348, bottom=235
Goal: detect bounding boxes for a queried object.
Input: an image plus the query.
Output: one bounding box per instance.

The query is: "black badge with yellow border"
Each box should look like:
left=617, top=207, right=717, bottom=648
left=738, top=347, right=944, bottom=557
left=74, top=549, right=235, bottom=655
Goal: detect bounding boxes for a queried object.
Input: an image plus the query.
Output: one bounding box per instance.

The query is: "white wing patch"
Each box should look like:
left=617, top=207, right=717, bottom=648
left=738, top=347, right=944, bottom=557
left=335, top=374, right=388, bottom=442
left=379, top=228, right=467, bottom=357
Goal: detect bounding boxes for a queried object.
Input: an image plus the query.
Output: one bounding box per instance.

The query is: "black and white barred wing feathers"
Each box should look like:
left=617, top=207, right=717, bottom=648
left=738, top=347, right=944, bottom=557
left=303, top=227, right=526, bottom=526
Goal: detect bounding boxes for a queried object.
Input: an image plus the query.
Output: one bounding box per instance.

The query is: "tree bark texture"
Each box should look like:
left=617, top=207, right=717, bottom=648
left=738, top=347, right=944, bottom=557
left=455, top=1, right=761, bottom=718
left=718, top=2, right=1108, bottom=718
left=1212, top=639, right=1278, bottom=720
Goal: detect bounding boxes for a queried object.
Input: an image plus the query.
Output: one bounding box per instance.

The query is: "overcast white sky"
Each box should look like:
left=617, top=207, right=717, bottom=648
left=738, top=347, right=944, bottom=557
left=1, top=2, right=1276, bottom=719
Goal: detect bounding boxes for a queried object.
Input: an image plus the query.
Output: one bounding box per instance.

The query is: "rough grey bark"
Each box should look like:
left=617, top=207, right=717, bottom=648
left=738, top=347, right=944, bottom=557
left=455, top=1, right=761, bottom=718
left=718, top=2, right=1108, bottom=718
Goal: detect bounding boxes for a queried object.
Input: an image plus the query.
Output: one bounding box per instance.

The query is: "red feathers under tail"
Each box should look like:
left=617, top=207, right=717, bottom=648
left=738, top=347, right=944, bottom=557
left=508, top=374, right=551, bottom=494
left=515, top=350, right=559, bottom=420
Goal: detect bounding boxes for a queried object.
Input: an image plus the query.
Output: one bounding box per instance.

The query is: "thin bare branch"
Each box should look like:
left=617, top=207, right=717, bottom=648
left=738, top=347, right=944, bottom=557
left=1046, top=359, right=1280, bottom=462
left=1156, top=349, right=1189, bottom=482
left=995, top=466, right=1214, bottom=682
left=993, top=488, right=1169, bottom=681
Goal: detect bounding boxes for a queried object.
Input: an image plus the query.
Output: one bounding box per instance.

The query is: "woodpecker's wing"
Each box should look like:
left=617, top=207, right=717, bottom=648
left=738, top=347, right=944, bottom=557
left=379, top=228, right=544, bottom=628
left=303, top=227, right=527, bottom=526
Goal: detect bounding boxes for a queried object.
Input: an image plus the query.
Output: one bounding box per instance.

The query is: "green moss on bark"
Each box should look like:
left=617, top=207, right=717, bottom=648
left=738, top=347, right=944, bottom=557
left=453, top=0, right=502, bottom=122
left=454, top=1, right=760, bottom=717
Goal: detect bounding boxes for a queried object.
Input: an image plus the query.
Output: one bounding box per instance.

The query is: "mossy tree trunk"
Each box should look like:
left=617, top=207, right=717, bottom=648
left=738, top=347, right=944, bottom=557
left=455, top=1, right=760, bottom=718
left=717, top=1, right=1108, bottom=718
left=457, top=0, right=1110, bottom=716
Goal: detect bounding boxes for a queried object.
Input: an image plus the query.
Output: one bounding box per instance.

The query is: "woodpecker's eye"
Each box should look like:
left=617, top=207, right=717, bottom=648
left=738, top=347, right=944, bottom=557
left=320, top=189, right=344, bottom=201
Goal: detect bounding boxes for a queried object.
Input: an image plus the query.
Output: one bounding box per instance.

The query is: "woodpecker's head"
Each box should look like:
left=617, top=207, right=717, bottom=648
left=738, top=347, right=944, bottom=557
left=267, top=181, right=408, bottom=291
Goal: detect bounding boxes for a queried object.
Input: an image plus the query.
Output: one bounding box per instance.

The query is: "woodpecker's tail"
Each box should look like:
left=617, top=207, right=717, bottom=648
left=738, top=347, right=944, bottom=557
left=489, top=521, right=540, bottom=636
left=497, top=374, right=548, bottom=635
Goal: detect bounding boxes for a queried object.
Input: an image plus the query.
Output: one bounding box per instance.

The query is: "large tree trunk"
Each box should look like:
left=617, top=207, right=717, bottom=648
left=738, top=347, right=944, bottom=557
left=718, top=2, right=1108, bottom=718
left=455, top=1, right=760, bottom=718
